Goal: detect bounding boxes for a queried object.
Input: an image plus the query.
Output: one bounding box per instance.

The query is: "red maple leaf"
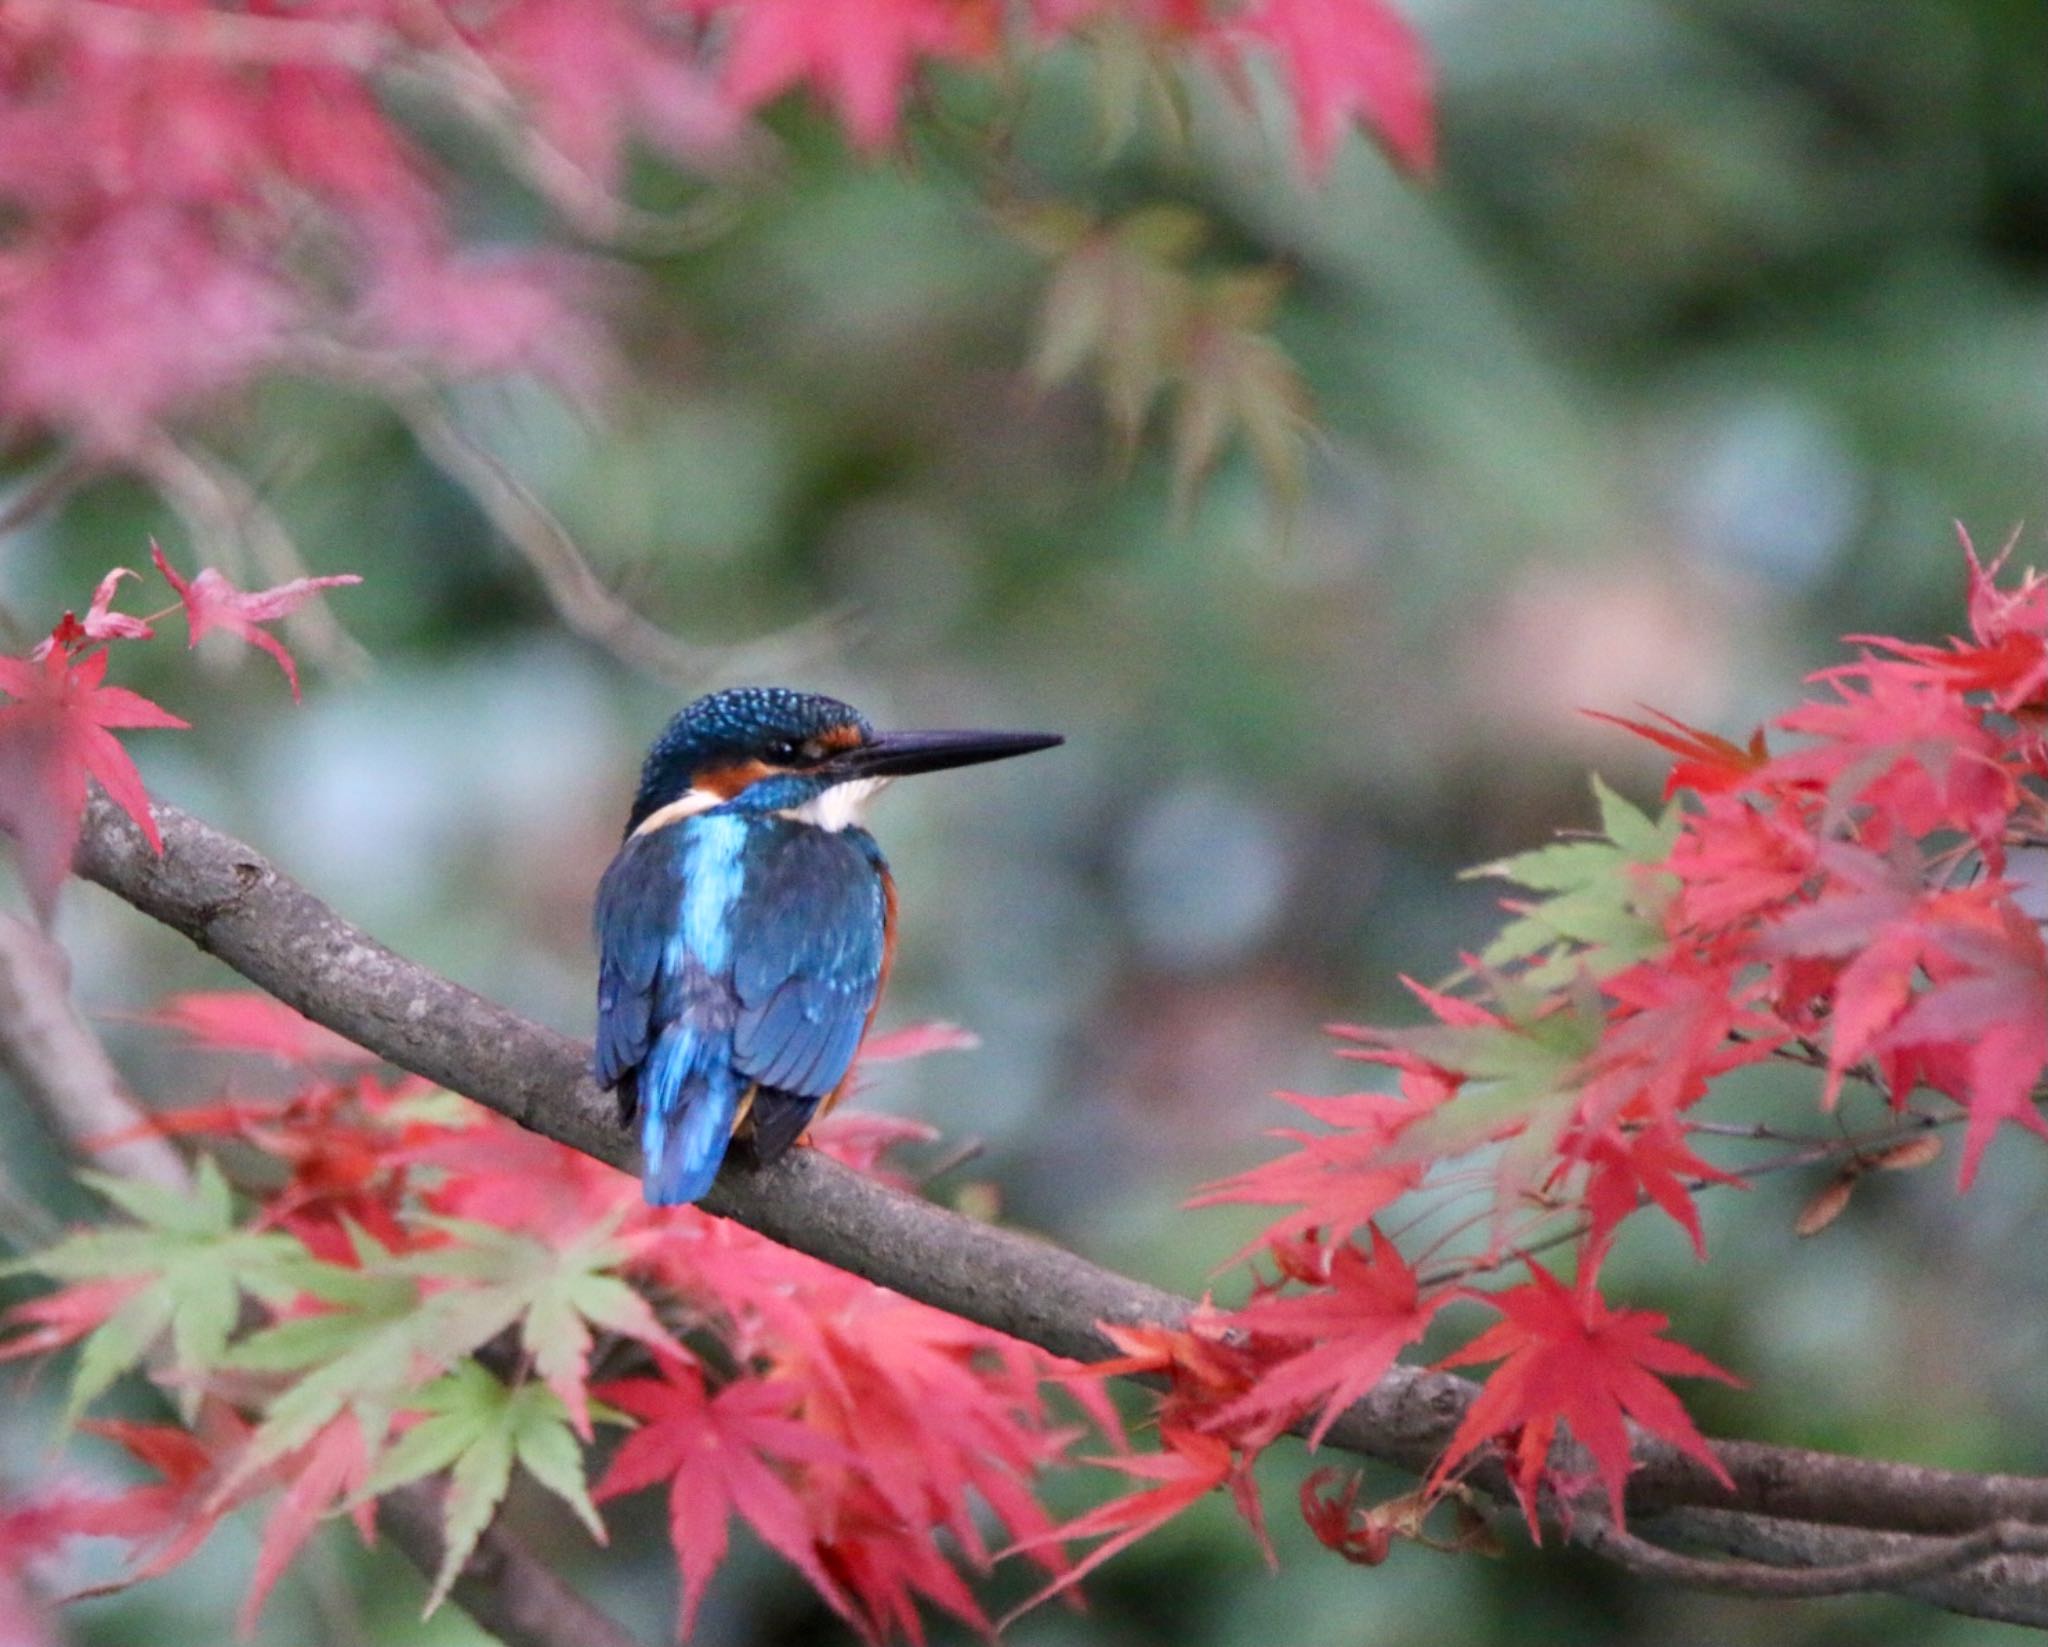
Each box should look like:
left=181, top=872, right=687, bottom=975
left=1079, top=1313, right=1257, bottom=1413
left=1188, top=1084, right=1438, bottom=1262
left=787, top=1298, right=1082, bottom=1636
left=1757, top=845, right=2048, bottom=1177
left=0, top=1485, right=90, bottom=1647
left=89, top=1071, right=447, bottom=1262
left=0, top=643, right=185, bottom=916
left=1432, top=1263, right=1736, bottom=1532
left=1760, top=844, right=1959, bottom=1100
left=806, top=1112, right=941, bottom=1187
left=1854, top=526, right=2048, bottom=713
left=142, top=990, right=379, bottom=1067
left=1216, top=0, right=1435, bottom=177
left=1212, top=1226, right=1438, bottom=1446
left=1000, top=1425, right=1246, bottom=1625
left=239, top=1415, right=375, bottom=1633
left=407, top=1103, right=641, bottom=1243
left=703, top=0, right=998, bottom=151
left=1876, top=899, right=2048, bottom=1187
left=475, top=0, right=739, bottom=185
left=816, top=1492, right=995, bottom=1644
left=1774, top=664, right=2014, bottom=851
left=594, top=1355, right=855, bottom=1636
left=150, top=543, right=360, bottom=701
left=0, top=1277, right=147, bottom=1365
left=1666, top=791, right=1821, bottom=938
left=1555, top=959, right=1770, bottom=1255
left=1585, top=705, right=1770, bottom=800
left=63, top=1406, right=260, bottom=1589
left=1569, top=1117, right=1742, bottom=1261
left=1575, top=959, right=1777, bottom=1132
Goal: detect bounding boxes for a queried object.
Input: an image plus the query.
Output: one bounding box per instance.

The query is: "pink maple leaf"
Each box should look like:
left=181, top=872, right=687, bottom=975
left=853, top=1020, right=981, bottom=1064
left=0, top=644, right=186, bottom=916
left=150, top=543, right=360, bottom=701
left=477, top=0, right=740, bottom=182
left=1876, top=900, right=2048, bottom=1188
left=31, top=568, right=154, bottom=660
left=0, top=204, right=296, bottom=453
left=1215, top=0, right=1436, bottom=178
left=703, top=0, right=997, bottom=151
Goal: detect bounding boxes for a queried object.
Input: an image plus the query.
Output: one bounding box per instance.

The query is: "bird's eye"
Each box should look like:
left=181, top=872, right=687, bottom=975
left=764, top=739, right=799, bottom=763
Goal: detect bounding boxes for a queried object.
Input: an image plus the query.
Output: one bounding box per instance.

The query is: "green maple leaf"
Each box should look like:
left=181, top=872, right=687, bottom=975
left=222, top=1231, right=434, bottom=1479
left=398, top=1217, right=669, bottom=1436
left=3, top=1157, right=300, bottom=1423
left=358, top=1360, right=606, bottom=1616
left=1170, top=269, right=1311, bottom=519
left=224, top=1212, right=666, bottom=1495
left=1465, top=776, right=1680, bottom=986
left=1012, top=203, right=1313, bottom=513
left=1384, top=981, right=1607, bottom=1176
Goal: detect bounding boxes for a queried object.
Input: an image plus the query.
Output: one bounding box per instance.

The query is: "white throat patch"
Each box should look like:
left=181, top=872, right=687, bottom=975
left=781, top=776, right=889, bottom=832
left=629, top=787, right=722, bottom=838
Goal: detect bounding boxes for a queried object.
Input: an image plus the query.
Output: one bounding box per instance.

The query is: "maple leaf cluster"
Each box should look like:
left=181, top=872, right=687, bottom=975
left=0, top=0, right=1429, bottom=456
left=1032, top=530, right=2048, bottom=1574
left=0, top=993, right=1097, bottom=1642
left=0, top=548, right=357, bottom=918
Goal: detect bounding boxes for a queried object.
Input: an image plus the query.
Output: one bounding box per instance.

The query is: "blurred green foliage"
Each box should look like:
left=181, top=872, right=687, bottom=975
left=4, top=1, right=2046, bottom=1643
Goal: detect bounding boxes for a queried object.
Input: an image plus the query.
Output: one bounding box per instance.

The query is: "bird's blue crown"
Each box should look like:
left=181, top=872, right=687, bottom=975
left=627, top=687, right=872, bottom=833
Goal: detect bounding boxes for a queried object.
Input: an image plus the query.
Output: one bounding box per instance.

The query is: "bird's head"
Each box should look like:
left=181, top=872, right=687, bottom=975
left=626, top=687, right=1061, bottom=836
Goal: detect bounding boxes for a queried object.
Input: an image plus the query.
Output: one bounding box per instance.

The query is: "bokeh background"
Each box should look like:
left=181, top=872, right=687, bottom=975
left=4, top=0, right=2047, bottom=1643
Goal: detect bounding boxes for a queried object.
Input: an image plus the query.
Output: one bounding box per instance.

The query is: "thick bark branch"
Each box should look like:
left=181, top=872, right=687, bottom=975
left=0, top=907, right=649, bottom=1647
left=66, top=794, right=2048, bottom=1626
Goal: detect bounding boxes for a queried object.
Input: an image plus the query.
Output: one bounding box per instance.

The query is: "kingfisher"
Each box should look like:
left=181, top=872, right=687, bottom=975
left=594, top=686, right=1062, bottom=1205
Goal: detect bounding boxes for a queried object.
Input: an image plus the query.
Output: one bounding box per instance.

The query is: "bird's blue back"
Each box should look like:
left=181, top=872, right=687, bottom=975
left=595, top=806, right=890, bottom=1204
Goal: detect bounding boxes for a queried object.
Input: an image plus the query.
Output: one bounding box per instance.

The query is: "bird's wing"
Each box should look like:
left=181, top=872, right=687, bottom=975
left=729, top=821, right=890, bottom=1109
left=593, top=817, right=737, bottom=1091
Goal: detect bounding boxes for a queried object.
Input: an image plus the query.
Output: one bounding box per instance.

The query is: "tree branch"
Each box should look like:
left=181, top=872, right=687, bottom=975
left=375, top=1484, right=648, bottom=1647
left=1581, top=1512, right=2048, bottom=1600
left=66, top=793, right=2048, bottom=1626
left=278, top=338, right=844, bottom=691
left=0, top=915, right=189, bottom=1191
left=0, top=910, right=650, bottom=1647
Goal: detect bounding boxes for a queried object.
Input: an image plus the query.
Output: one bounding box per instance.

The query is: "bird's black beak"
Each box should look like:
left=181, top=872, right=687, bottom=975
left=823, top=728, right=1063, bottom=781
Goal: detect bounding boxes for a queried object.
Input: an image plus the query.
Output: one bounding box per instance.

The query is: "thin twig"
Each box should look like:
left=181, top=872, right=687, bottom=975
left=132, top=432, right=374, bottom=679
left=391, top=380, right=845, bottom=685
left=274, top=335, right=849, bottom=684
left=1580, top=1513, right=2048, bottom=1600
left=0, top=455, right=95, bottom=541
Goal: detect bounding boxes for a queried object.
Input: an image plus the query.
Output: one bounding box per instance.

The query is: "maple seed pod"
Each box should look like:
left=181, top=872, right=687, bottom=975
left=1794, top=1172, right=1858, bottom=1238
left=1870, top=1135, right=1944, bottom=1173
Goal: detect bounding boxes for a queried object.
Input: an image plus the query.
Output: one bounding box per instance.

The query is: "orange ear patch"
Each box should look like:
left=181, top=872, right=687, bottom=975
left=698, top=758, right=775, bottom=798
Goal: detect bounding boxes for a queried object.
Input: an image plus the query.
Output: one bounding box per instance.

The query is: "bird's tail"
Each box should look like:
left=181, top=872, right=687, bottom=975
left=639, top=1024, right=742, bottom=1206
